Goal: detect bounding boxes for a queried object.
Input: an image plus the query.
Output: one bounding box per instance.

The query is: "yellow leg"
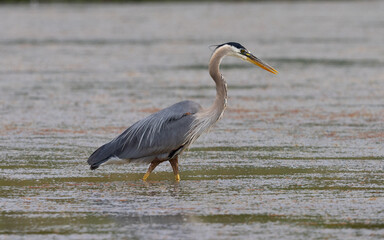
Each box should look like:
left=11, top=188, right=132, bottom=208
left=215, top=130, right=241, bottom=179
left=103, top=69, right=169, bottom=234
left=143, top=159, right=161, bottom=181
left=169, top=156, right=180, bottom=181
left=142, top=172, right=150, bottom=181
left=175, top=174, right=180, bottom=181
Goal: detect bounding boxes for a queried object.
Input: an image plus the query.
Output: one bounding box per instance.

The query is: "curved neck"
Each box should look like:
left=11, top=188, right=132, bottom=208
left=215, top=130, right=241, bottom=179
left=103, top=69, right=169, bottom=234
left=186, top=46, right=231, bottom=144
left=205, top=46, right=229, bottom=122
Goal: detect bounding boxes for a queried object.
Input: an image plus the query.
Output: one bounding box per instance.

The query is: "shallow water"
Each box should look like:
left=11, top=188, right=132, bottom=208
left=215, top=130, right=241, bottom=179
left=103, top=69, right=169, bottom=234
left=1, top=1, right=384, bottom=239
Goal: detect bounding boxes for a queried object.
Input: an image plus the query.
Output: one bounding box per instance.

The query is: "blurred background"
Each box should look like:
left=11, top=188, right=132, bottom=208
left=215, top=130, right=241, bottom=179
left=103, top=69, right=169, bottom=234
left=0, top=1, right=383, bottom=239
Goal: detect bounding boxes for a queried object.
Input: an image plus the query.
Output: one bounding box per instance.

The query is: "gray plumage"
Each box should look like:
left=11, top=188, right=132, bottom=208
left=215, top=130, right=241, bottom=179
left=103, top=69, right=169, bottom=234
left=87, top=42, right=278, bottom=180
left=88, top=100, right=201, bottom=169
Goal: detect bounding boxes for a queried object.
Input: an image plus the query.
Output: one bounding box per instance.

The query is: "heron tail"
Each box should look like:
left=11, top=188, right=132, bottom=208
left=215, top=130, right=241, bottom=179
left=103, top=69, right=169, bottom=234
left=87, top=142, right=115, bottom=170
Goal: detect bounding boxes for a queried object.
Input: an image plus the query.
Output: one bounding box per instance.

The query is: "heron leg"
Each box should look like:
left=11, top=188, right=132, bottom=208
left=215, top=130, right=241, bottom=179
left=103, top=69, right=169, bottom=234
left=169, top=156, right=180, bottom=181
left=143, top=159, right=162, bottom=181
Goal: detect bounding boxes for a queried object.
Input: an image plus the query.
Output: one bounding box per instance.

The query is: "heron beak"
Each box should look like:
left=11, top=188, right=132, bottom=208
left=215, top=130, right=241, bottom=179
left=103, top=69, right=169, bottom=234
left=244, top=52, right=278, bottom=74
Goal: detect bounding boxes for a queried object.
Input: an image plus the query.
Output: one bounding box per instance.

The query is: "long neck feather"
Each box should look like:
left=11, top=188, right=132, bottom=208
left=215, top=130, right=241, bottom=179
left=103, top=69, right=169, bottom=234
left=205, top=46, right=228, bottom=123
left=186, top=46, right=229, bottom=144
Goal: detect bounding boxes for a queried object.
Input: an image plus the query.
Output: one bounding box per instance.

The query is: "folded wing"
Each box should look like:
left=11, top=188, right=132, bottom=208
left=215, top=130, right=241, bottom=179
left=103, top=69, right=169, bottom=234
left=87, top=100, right=202, bottom=169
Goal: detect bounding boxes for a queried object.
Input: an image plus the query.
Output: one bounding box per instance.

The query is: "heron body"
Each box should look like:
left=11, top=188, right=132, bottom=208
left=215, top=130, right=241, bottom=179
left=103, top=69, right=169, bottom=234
left=87, top=42, right=278, bottom=181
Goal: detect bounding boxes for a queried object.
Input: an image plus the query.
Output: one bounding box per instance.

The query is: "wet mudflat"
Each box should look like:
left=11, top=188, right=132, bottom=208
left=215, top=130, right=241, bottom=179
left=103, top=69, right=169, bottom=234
left=1, top=1, right=384, bottom=239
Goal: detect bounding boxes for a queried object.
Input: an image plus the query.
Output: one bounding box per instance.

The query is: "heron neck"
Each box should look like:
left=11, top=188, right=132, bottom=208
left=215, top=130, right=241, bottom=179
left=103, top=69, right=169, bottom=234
left=207, top=47, right=228, bottom=122
left=185, top=46, right=230, bottom=145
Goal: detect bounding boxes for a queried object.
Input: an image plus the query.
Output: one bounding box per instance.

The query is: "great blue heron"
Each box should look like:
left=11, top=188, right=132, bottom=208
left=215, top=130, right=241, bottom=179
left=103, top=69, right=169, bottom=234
left=87, top=42, right=278, bottom=181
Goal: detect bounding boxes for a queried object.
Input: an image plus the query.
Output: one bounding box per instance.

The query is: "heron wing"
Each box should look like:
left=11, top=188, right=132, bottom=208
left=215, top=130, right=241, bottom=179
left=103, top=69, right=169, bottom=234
left=87, top=100, right=202, bottom=168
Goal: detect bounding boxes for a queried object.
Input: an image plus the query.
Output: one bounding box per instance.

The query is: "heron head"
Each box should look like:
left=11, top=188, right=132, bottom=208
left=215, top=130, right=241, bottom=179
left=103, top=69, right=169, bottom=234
left=216, top=42, right=278, bottom=74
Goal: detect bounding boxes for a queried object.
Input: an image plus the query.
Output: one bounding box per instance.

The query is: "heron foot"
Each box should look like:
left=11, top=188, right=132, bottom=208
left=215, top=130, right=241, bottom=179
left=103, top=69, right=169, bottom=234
left=143, top=159, right=161, bottom=181
left=175, top=173, right=180, bottom=181
left=169, top=156, right=180, bottom=181
left=142, top=172, right=150, bottom=181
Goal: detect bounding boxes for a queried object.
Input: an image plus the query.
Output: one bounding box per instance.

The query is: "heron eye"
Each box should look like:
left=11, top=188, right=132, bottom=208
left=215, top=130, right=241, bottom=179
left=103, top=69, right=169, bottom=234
left=240, top=49, right=246, bottom=54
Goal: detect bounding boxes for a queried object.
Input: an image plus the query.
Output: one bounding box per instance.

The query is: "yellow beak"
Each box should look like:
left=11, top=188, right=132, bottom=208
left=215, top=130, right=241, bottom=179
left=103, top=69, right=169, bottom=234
left=244, top=53, right=278, bottom=74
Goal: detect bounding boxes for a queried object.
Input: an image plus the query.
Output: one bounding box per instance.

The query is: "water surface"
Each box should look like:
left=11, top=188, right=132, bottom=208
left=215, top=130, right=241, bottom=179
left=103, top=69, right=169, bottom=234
left=1, top=1, right=384, bottom=239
